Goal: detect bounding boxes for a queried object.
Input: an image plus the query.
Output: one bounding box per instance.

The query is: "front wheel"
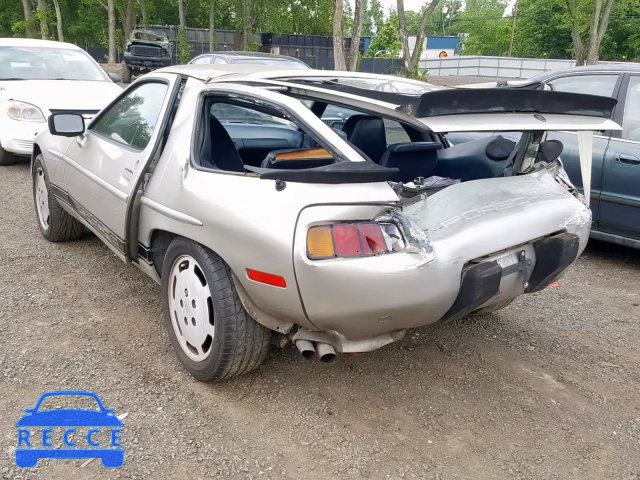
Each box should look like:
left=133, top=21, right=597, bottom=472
left=32, top=155, right=84, bottom=242
left=122, top=65, right=132, bottom=83
left=161, top=238, right=271, bottom=382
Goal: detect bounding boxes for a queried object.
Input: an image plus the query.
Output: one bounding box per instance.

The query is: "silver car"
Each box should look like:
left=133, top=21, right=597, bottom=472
left=31, top=65, right=620, bottom=381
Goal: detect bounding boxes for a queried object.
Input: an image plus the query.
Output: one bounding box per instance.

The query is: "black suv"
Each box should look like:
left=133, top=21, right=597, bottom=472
left=123, top=30, right=172, bottom=83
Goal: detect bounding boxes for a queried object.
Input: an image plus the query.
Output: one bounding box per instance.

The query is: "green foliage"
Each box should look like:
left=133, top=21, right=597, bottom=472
left=458, top=0, right=512, bottom=56
left=177, top=26, right=193, bottom=63
left=364, top=12, right=401, bottom=58
left=362, top=0, right=384, bottom=36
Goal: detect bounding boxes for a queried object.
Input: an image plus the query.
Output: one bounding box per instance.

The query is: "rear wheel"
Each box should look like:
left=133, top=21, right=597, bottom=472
left=0, top=145, right=16, bottom=166
left=161, top=238, right=271, bottom=382
left=32, top=155, right=84, bottom=242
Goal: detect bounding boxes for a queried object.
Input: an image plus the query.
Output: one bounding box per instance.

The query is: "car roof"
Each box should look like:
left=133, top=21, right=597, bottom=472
left=0, top=38, right=82, bottom=50
left=532, top=64, right=640, bottom=80
left=156, top=63, right=311, bottom=80
left=195, top=51, right=303, bottom=61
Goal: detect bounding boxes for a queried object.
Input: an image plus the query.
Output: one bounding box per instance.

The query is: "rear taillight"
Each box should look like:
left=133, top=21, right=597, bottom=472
left=307, top=222, right=404, bottom=260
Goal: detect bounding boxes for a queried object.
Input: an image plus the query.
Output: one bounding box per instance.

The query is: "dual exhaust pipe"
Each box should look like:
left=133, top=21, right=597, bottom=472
left=295, top=339, right=337, bottom=363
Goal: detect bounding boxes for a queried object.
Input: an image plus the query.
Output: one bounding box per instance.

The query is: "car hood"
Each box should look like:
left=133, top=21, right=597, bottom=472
left=16, top=409, right=123, bottom=427
left=0, top=80, right=121, bottom=112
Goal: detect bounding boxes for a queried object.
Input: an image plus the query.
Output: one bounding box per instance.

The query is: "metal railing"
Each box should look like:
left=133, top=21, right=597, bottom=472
left=421, top=55, right=634, bottom=78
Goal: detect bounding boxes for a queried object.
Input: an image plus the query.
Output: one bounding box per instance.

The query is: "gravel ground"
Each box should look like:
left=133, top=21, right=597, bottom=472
left=1, top=133, right=640, bottom=478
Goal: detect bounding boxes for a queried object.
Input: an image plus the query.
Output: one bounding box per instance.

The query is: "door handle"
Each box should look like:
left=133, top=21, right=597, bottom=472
left=616, top=154, right=640, bottom=165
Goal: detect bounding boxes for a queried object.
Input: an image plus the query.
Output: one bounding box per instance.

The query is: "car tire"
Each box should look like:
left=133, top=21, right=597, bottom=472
left=122, top=65, right=132, bottom=84
left=0, top=145, right=16, bottom=166
left=32, top=155, right=84, bottom=242
left=161, top=238, right=271, bottom=382
left=472, top=298, right=515, bottom=315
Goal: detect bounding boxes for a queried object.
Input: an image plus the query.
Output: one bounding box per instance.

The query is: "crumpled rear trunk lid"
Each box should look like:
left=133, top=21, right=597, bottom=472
left=401, top=169, right=591, bottom=263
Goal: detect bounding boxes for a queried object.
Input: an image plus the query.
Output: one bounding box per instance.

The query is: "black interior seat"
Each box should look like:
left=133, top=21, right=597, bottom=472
left=201, top=114, right=245, bottom=172
left=380, top=142, right=442, bottom=183
left=342, top=115, right=387, bottom=163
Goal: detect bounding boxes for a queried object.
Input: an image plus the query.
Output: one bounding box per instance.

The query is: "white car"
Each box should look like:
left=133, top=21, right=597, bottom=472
left=0, top=38, right=122, bottom=165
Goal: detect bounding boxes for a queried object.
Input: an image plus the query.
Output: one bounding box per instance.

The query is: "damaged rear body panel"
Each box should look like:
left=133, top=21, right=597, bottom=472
left=293, top=167, right=591, bottom=341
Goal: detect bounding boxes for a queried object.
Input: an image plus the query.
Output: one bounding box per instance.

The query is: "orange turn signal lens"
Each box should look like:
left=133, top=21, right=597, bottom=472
left=307, top=226, right=335, bottom=259
left=247, top=269, right=287, bottom=288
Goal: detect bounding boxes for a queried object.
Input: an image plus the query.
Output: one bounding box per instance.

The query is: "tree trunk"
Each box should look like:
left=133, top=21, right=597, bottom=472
left=108, top=0, right=116, bottom=63
left=178, top=0, right=186, bottom=29
left=137, top=0, right=148, bottom=28
left=571, top=27, right=586, bottom=65
left=348, top=0, right=364, bottom=71
left=52, top=0, right=63, bottom=41
left=586, top=0, right=615, bottom=65
left=242, top=0, right=252, bottom=50
left=21, top=0, right=35, bottom=38
left=209, top=0, right=216, bottom=51
left=37, top=0, right=48, bottom=40
left=398, top=0, right=442, bottom=74
left=331, top=0, right=347, bottom=70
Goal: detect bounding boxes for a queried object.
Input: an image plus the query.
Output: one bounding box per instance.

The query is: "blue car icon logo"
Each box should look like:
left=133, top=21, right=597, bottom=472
left=15, top=391, right=123, bottom=468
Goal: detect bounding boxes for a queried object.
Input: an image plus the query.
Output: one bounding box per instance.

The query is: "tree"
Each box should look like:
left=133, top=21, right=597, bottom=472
left=348, top=0, right=364, bottom=71
left=137, top=0, right=148, bottom=27
left=21, top=0, right=35, bottom=38
left=37, top=0, right=48, bottom=39
left=566, top=0, right=616, bottom=65
left=397, top=0, right=442, bottom=74
left=362, top=0, right=384, bottom=36
left=242, top=0, right=251, bottom=50
left=108, top=0, right=116, bottom=62
left=364, top=12, right=402, bottom=57
left=178, top=0, right=186, bottom=28
left=331, top=0, right=346, bottom=70
left=458, top=0, right=511, bottom=56
left=52, top=0, right=64, bottom=41
left=209, top=0, right=216, bottom=51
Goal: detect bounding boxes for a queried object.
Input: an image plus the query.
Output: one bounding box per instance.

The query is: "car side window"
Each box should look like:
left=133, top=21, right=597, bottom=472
left=213, top=57, right=228, bottom=64
left=91, top=82, right=169, bottom=151
left=622, top=76, right=640, bottom=142
left=548, top=74, right=618, bottom=98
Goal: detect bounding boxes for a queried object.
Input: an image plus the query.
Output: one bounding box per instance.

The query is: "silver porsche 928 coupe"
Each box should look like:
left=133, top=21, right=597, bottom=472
left=31, top=65, right=620, bottom=381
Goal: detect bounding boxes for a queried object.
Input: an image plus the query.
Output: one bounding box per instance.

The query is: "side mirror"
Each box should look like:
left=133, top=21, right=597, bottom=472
left=48, top=113, right=85, bottom=137
left=108, top=72, right=122, bottom=83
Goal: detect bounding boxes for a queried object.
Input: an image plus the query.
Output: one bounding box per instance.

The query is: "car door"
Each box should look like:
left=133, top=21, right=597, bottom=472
left=62, top=73, right=181, bottom=261
left=598, top=74, right=640, bottom=241
left=545, top=73, right=622, bottom=228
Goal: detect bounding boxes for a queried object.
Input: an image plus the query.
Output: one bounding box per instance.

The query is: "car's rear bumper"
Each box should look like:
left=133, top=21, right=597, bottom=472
left=291, top=170, right=591, bottom=341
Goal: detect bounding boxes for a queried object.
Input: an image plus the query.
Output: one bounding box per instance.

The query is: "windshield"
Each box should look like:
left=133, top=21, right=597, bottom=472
left=0, top=46, right=109, bottom=81
left=231, top=58, right=309, bottom=69
left=131, top=31, right=167, bottom=42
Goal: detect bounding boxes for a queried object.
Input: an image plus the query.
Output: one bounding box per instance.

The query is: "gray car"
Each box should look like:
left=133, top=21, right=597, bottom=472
left=188, top=51, right=310, bottom=69
left=30, top=65, right=618, bottom=381
left=448, top=65, right=640, bottom=249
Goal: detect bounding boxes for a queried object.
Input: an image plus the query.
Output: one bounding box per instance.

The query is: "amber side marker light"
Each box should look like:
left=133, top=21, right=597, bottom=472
left=247, top=269, right=287, bottom=288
